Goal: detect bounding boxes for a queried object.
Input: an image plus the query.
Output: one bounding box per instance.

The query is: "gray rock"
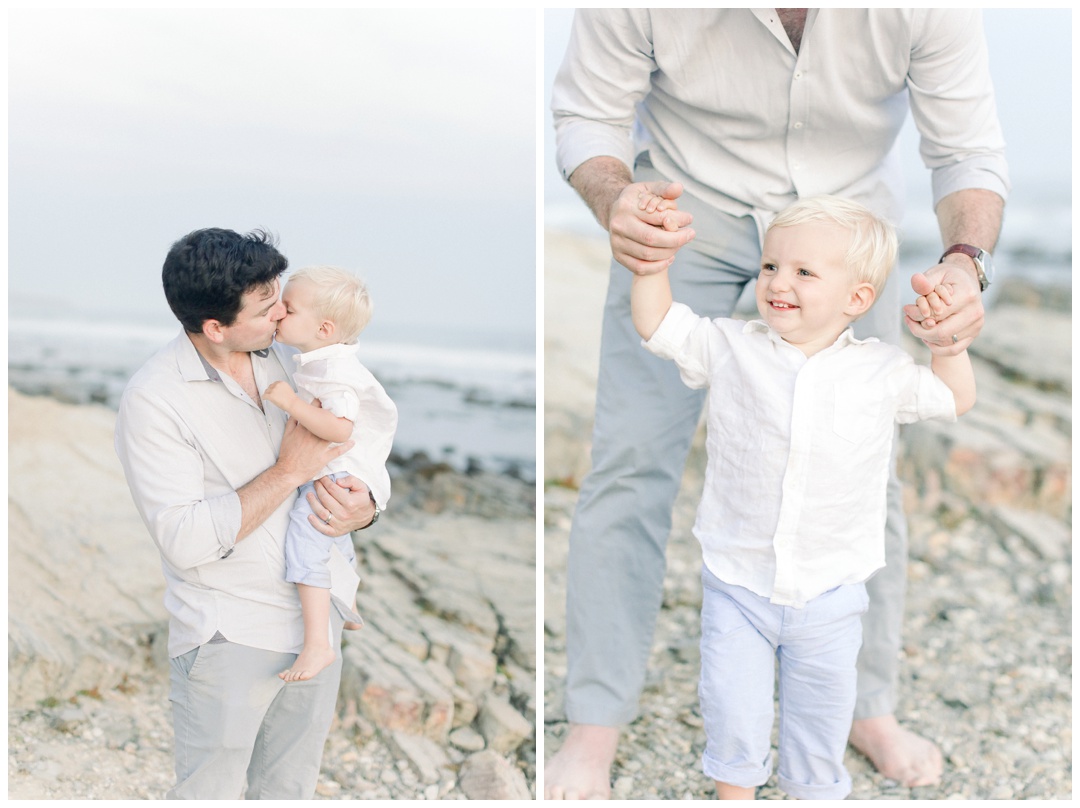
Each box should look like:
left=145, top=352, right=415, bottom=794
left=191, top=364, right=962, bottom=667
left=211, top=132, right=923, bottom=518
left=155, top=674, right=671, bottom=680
left=458, top=750, right=532, bottom=800
left=477, top=694, right=533, bottom=754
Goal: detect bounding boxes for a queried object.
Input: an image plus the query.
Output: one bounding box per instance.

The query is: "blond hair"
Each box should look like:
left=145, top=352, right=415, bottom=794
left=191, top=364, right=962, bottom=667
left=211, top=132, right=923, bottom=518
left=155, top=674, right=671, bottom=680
left=288, top=265, right=373, bottom=343
left=767, top=195, right=898, bottom=297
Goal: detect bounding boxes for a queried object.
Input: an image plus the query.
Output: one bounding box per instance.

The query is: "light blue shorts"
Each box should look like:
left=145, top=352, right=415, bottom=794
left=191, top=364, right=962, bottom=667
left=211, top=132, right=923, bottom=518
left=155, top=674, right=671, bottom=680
left=699, top=567, right=869, bottom=799
left=284, top=474, right=357, bottom=589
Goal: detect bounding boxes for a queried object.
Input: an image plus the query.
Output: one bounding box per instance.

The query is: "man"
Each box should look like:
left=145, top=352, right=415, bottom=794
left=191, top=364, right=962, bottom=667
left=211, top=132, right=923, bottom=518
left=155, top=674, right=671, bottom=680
left=115, top=228, right=378, bottom=799
left=546, top=9, right=1007, bottom=799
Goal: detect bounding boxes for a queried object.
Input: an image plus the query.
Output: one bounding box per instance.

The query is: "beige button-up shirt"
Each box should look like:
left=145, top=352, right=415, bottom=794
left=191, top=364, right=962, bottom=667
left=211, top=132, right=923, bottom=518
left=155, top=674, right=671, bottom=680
left=553, top=8, right=1010, bottom=235
left=645, top=302, right=956, bottom=607
left=115, top=330, right=355, bottom=657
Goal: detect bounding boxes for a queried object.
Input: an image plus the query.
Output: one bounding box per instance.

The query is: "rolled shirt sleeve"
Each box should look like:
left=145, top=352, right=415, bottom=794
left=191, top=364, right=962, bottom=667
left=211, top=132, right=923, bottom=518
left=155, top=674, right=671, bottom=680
left=551, top=8, right=657, bottom=179
left=906, top=9, right=1010, bottom=205
left=115, top=386, right=242, bottom=570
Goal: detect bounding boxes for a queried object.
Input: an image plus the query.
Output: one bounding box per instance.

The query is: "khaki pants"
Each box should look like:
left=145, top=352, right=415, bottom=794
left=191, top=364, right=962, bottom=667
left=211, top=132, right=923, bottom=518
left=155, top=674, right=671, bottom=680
left=166, top=615, right=343, bottom=800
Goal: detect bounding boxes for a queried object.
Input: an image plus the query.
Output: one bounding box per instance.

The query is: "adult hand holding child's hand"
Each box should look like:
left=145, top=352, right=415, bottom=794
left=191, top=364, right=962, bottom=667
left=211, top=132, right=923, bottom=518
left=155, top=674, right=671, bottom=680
left=904, top=265, right=983, bottom=355
left=608, top=180, right=696, bottom=275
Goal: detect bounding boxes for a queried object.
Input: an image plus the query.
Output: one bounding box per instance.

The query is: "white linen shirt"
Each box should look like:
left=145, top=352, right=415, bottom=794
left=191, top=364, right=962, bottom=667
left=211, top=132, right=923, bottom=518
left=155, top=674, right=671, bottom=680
left=290, top=342, right=397, bottom=510
left=645, top=303, right=956, bottom=607
left=552, top=8, right=1009, bottom=235
left=115, top=331, right=349, bottom=657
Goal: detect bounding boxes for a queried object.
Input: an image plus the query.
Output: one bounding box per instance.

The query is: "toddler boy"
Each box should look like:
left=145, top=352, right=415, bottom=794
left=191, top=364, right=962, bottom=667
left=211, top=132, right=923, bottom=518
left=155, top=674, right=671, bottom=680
left=263, top=265, right=397, bottom=682
left=631, top=194, right=975, bottom=799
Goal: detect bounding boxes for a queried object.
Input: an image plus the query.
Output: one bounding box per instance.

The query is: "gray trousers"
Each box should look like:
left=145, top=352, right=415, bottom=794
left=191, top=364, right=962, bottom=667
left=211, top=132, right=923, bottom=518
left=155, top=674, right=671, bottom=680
left=166, top=613, right=344, bottom=799
left=564, top=164, right=907, bottom=726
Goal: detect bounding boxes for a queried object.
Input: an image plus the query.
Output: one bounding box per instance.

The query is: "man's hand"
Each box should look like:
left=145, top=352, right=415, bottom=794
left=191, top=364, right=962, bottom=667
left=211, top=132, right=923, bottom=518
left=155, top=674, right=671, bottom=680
left=608, top=180, right=696, bottom=275
left=263, top=380, right=298, bottom=412
left=904, top=263, right=983, bottom=356
left=306, top=474, right=376, bottom=536
left=277, top=417, right=352, bottom=486
left=567, top=156, right=695, bottom=276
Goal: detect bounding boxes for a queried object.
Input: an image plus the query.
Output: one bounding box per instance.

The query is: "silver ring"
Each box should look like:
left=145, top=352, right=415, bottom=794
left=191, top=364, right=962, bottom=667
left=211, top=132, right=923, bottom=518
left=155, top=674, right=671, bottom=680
left=951, top=334, right=959, bottom=344
left=324, top=512, right=333, bottom=524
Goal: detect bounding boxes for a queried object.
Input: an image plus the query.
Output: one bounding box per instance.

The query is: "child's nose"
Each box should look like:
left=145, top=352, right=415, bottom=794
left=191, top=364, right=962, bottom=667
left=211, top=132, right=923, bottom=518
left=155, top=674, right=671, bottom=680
left=768, top=269, right=790, bottom=291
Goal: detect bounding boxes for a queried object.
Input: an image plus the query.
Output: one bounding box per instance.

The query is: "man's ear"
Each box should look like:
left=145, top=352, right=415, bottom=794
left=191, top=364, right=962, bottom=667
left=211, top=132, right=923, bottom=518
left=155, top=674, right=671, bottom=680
left=846, top=283, right=876, bottom=319
left=202, top=319, right=226, bottom=345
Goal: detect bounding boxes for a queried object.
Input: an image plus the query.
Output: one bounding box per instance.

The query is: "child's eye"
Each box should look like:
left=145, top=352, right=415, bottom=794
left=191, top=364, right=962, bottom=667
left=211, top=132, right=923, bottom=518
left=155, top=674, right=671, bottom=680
left=761, top=263, right=777, bottom=272
left=797, top=269, right=813, bottom=277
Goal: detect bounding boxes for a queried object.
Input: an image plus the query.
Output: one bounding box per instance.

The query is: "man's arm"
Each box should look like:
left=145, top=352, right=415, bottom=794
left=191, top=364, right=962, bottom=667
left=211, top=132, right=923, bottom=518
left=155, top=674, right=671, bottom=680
left=569, top=156, right=696, bottom=275
left=905, top=188, right=1004, bottom=354
left=234, top=416, right=353, bottom=542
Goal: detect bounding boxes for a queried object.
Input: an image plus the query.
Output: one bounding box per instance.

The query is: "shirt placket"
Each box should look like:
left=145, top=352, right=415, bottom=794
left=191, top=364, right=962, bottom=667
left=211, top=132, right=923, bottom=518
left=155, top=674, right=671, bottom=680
left=786, top=55, right=811, bottom=195
left=771, top=356, right=817, bottom=604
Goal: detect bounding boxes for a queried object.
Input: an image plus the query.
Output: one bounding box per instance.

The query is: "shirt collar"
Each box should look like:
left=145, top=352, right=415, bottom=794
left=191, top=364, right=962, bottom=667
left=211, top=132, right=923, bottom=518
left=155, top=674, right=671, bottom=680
left=743, top=319, right=875, bottom=353
left=175, top=329, right=275, bottom=383
left=292, top=341, right=359, bottom=366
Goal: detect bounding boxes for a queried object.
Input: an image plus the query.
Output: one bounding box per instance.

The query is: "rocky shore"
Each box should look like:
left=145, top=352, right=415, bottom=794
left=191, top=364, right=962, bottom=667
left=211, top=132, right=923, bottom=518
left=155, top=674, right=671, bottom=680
left=543, top=229, right=1071, bottom=799
left=7, top=387, right=536, bottom=800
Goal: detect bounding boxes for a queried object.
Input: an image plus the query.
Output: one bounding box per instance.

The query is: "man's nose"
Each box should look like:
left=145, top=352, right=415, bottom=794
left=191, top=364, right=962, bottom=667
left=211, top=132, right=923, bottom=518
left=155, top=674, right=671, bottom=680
left=271, top=300, right=287, bottom=321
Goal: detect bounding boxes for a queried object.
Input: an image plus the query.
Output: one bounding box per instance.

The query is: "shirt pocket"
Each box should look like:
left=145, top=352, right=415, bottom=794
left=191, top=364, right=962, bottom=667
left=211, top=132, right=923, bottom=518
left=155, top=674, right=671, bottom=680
left=832, top=382, right=883, bottom=444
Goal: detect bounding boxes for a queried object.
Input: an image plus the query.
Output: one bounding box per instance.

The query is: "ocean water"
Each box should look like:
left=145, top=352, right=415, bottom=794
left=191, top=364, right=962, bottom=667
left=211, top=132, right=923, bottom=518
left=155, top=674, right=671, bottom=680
left=7, top=318, right=536, bottom=482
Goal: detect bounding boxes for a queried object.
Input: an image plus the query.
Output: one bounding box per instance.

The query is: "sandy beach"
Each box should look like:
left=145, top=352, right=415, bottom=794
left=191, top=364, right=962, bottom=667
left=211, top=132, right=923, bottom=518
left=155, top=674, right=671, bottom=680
left=7, top=387, right=536, bottom=800
left=542, top=228, right=1072, bottom=800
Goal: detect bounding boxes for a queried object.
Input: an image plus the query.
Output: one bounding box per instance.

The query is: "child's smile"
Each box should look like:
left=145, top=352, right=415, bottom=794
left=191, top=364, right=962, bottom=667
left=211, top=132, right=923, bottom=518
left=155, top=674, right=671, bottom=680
left=755, top=221, right=871, bottom=357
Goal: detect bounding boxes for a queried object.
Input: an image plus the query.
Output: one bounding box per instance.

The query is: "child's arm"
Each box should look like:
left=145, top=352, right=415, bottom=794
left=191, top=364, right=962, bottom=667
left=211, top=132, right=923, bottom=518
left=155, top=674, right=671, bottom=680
left=631, top=267, right=674, bottom=341
left=919, top=282, right=976, bottom=415
left=263, top=382, right=354, bottom=444
left=929, top=350, right=976, bottom=416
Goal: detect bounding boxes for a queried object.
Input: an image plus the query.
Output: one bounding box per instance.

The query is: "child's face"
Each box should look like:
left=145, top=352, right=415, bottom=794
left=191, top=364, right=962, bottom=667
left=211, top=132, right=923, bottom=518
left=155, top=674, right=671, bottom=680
left=274, top=278, right=330, bottom=353
left=755, top=221, right=868, bottom=357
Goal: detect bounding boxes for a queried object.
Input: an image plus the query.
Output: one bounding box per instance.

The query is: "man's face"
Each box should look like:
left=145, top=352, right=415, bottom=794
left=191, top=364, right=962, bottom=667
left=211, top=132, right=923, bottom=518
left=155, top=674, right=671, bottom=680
left=216, top=278, right=286, bottom=352
left=755, top=221, right=863, bottom=357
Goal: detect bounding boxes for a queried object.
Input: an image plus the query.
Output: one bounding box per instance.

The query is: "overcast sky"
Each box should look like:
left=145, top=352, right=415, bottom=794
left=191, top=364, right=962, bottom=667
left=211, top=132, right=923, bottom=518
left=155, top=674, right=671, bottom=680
left=9, top=9, right=536, bottom=343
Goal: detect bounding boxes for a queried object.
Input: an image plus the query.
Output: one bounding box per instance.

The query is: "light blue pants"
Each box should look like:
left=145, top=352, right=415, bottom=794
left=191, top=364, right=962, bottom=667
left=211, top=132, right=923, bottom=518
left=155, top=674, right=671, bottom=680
left=285, top=474, right=357, bottom=588
left=166, top=612, right=344, bottom=799
left=564, top=158, right=908, bottom=726
left=699, top=568, right=868, bottom=799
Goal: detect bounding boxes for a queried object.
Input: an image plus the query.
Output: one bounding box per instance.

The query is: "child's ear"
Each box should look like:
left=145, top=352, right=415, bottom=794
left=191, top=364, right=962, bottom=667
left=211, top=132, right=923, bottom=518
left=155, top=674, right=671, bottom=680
left=318, top=320, right=336, bottom=340
left=846, top=283, right=876, bottom=318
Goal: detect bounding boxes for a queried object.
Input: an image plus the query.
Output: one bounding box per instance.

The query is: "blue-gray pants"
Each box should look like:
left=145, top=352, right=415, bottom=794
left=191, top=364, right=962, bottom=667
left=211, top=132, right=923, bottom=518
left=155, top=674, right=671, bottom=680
left=563, top=163, right=907, bottom=726
left=166, top=613, right=344, bottom=799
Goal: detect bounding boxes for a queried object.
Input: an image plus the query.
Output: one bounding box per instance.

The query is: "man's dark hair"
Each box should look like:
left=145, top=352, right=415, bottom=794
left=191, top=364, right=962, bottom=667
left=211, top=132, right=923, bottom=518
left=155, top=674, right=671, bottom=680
left=162, top=228, right=288, bottom=334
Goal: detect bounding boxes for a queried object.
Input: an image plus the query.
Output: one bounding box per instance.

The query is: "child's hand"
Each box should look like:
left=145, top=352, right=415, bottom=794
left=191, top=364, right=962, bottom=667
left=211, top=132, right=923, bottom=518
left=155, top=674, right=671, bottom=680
left=918, top=283, right=971, bottom=354
left=637, top=191, right=682, bottom=232
left=263, top=381, right=297, bottom=410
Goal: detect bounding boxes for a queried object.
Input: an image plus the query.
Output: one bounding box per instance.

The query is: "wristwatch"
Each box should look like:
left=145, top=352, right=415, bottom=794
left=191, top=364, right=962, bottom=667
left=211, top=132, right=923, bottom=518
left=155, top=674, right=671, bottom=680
left=358, top=491, right=380, bottom=530
left=939, top=243, right=994, bottom=291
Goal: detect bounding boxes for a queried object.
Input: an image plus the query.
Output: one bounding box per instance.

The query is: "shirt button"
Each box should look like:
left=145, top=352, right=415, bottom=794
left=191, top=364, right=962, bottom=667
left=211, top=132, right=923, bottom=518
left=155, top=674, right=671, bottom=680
left=794, top=71, right=803, bottom=79
left=793, top=121, right=803, bottom=129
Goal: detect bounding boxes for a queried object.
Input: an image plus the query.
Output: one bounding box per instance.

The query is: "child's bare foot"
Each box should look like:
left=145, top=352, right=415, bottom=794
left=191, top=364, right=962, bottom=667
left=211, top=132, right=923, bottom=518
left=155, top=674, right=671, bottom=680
left=343, top=620, right=363, bottom=630
left=849, top=714, right=943, bottom=786
left=279, top=646, right=336, bottom=682
left=544, top=723, right=618, bottom=799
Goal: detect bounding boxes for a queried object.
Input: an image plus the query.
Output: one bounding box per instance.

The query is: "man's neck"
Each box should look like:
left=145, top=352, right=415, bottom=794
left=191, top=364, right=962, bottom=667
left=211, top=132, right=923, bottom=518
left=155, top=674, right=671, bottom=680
left=187, top=332, right=252, bottom=378
left=776, top=8, right=808, bottom=54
